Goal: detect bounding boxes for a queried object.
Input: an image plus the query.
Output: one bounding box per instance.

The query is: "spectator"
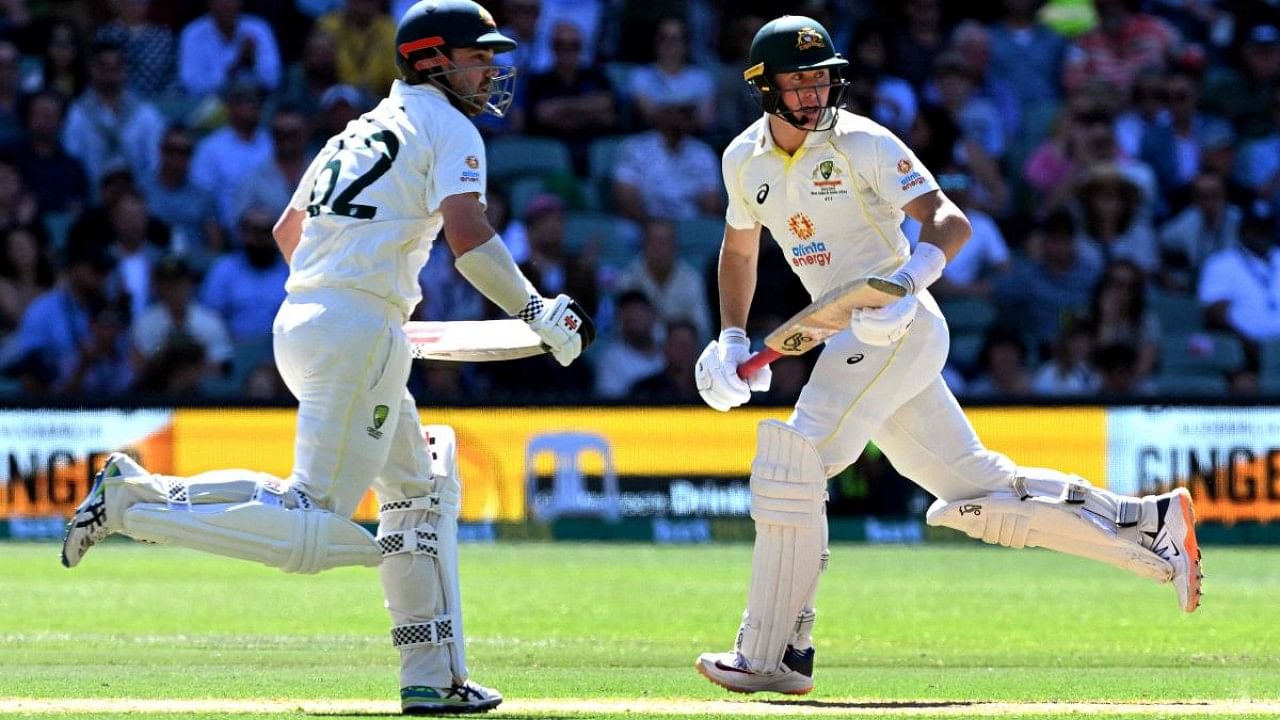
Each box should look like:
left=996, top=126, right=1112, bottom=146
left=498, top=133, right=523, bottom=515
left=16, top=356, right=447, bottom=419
left=612, top=100, right=721, bottom=223
left=277, top=29, right=339, bottom=123
left=1091, top=259, right=1160, bottom=378
left=517, top=193, right=599, bottom=316
left=1203, top=24, right=1280, bottom=139
left=1159, top=172, right=1241, bottom=289
left=715, top=13, right=767, bottom=144
left=417, top=240, right=487, bottom=322
left=524, top=20, right=617, bottom=170
left=1237, top=86, right=1280, bottom=199
left=1031, top=316, right=1100, bottom=395
left=0, top=158, right=37, bottom=237
left=108, top=189, right=164, bottom=321
left=847, top=22, right=918, bottom=137
left=485, top=183, right=528, bottom=263
left=592, top=289, right=664, bottom=399
left=190, top=78, right=273, bottom=227
left=63, top=40, right=166, bottom=189
left=132, top=330, right=208, bottom=396
left=908, top=103, right=1008, bottom=217
left=1074, top=163, right=1158, bottom=273
left=494, top=0, right=541, bottom=76
left=230, top=109, right=312, bottom=223
left=0, top=224, right=54, bottom=333
left=3, top=242, right=116, bottom=391
left=1114, top=70, right=1170, bottom=168
left=316, top=83, right=367, bottom=146
left=1198, top=199, right=1280, bottom=344
left=178, top=0, right=282, bottom=99
left=143, top=126, right=223, bottom=271
left=1094, top=341, right=1153, bottom=397
left=946, top=20, right=1022, bottom=145
left=965, top=325, right=1034, bottom=397
left=3, top=91, right=89, bottom=218
left=94, top=0, right=177, bottom=98
left=529, top=0, right=603, bottom=74
left=62, top=295, right=134, bottom=396
left=65, top=166, right=169, bottom=259
left=199, top=206, right=287, bottom=343
left=614, top=218, right=710, bottom=338
left=32, top=19, right=88, bottom=98
left=1163, top=66, right=1231, bottom=189
left=1062, top=0, right=1180, bottom=95
left=932, top=51, right=1006, bottom=160
left=903, top=170, right=1009, bottom=298
left=631, top=318, right=701, bottom=402
left=996, top=210, right=1103, bottom=352
left=0, top=41, right=23, bottom=147
left=315, top=0, right=397, bottom=98
left=988, top=0, right=1067, bottom=111
left=629, top=16, right=715, bottom=133
left=1183, top=124, right=1254, bottom=210
left=892, top=0, right=949, bottom=92
left=131, top=255, right=231, bottom=373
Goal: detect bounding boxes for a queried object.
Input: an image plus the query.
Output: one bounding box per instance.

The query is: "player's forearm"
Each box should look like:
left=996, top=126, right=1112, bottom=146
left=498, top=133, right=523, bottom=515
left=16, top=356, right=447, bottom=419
left=717, top=245, right=757, bottom=331
left=915, top=203, right=970, bottom=262
left=272, top=207, right=305, bottom=264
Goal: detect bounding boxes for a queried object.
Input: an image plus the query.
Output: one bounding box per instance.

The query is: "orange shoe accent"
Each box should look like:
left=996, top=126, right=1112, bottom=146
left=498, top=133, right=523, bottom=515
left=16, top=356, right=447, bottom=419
left=1177, top=487, right=1202, bottom=613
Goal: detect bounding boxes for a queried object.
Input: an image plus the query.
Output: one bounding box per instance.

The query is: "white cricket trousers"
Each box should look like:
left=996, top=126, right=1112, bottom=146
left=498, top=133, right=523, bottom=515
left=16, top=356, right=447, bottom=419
left=788, top=290, right=1016, bottom=501
left=273, top=287, right=433, bottom=514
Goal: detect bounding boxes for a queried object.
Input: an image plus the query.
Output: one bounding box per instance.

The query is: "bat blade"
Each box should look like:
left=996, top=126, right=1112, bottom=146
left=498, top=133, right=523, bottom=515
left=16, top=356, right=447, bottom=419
left=761, top=278, right=905, bottom=357
left=405, top=319, right=545, bottom=361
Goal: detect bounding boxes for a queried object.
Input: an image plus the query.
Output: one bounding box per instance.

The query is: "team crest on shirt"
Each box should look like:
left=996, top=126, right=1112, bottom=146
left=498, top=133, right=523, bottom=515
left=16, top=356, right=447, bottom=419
left=796, top=28, right=826, bottom=51
left=809, top=158, right=848, bottom=199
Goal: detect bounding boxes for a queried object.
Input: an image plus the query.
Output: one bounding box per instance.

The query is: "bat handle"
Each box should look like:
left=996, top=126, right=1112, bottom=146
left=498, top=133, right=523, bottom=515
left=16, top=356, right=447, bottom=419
left=737, top=348, right=781, bottom=380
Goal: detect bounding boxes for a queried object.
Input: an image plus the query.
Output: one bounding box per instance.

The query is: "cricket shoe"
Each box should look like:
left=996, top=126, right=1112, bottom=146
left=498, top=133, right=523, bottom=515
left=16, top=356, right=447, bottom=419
left=1147, top=487, right=1203, bottom=613
left=60, top=452, right=147, bottom=568
left=695, top=646, right=814, bottom=695
left=401, top=681, right=503, bottom=714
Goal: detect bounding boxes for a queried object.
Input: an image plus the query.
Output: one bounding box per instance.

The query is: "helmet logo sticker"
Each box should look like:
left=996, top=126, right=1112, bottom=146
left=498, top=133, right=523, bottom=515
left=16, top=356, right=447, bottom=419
left=796, top=28, right=826, bottom=51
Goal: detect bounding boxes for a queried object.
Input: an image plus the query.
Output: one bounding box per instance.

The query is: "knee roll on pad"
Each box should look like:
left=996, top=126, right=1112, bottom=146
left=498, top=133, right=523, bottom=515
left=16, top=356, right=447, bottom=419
left=378, top=425, right=468, bottom=687
left=738, top=420, right=829, bottom=673
left=925, top=467, right=1173, bottom=582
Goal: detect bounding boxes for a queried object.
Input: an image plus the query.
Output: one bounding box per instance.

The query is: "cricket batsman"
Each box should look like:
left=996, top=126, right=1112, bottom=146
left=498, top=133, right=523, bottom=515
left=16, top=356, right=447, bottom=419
left=60, top=1, right=594, bottom=713
left=693, top=15, right=1202, bottom=696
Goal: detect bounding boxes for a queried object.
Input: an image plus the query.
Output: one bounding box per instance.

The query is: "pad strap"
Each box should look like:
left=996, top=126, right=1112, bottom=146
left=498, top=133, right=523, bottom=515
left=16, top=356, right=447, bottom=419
left=377, top=527, right=440, bottom=558
left=391, top=616, right=456, bottom=649
left=380, top=495, right=442, bottom=514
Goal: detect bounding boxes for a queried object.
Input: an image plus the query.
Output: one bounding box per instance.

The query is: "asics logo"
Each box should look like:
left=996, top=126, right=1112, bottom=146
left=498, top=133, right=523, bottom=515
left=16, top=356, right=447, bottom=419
left=756, top=184, right=769, bottom=204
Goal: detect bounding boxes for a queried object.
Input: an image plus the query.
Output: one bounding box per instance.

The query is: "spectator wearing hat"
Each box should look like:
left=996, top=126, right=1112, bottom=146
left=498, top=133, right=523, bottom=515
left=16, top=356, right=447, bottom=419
left=132, top=255, right=231, bottom=375
left=63, top=40, right=166, bottom=190
left=315, top=0, right=397, bottom=98
left=3, top=91, right=89, bottom=218
left=178, top=0, right=281, bottom=99
left=518, top=193, right=599, bottom=317
left=199, top=205, right=287, bottom=344
left=1074, top=162, right=1158, bottom=273
left=1203, top=24, right=1280, bottom=139
left=315, top=84, right=366, bottom=151
left=93, top=0, right=177, bottom=98
left=1199, top=199, right=1280, bottom=344
left=143, top=126, right=223, bottom=271
left=190, top=78, right=273, bottom=227
left=1061, top=0, right=1181, bottom=96
left=2, top=241, right=118, bottom=391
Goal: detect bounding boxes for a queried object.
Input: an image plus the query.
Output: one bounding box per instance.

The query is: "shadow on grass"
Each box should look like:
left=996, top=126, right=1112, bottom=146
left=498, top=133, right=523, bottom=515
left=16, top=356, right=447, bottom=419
left=767, top=699, right=977, bottom=709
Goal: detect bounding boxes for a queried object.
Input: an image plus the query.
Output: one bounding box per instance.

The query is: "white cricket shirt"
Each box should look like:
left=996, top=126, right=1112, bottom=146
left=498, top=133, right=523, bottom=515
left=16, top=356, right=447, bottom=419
left=722, top=109, right=938, bottom=300
left=286, top=80, right=488, bottom=320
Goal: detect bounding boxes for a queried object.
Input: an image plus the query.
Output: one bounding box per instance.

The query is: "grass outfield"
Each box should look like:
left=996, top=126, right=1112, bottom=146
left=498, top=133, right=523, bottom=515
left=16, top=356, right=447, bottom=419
left=2, top=541, right=1279, bottom=719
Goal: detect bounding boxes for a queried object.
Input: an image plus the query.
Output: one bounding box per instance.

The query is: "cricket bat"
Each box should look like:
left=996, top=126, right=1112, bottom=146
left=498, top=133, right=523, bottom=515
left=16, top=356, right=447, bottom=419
left=736, top=277, right=906, bottom=379
left=405, top=319, right=545, bottom=361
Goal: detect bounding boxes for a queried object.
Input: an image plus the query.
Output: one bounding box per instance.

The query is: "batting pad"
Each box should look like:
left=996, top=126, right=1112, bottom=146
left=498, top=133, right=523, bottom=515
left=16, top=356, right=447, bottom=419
left=378, top=425, right=468, bottom=688
left=122, top=479, right=380, bottom=573
left=737, top=420, right=828, bottom=673
left=927, top=467, right=1174, bottom=583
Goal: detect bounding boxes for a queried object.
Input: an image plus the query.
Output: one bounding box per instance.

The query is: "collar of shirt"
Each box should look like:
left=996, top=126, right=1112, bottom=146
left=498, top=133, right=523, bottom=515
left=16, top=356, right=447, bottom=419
left=391, top=79, right=449, bottom=103
left=751, top=113, right=834, bottom=158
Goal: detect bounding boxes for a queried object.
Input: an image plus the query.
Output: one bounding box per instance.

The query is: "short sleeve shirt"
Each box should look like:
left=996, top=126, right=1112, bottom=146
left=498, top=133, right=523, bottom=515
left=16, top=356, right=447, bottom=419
left=721, top=110, right=938, bottom=300
left=286, top=81, right=487, bottom=319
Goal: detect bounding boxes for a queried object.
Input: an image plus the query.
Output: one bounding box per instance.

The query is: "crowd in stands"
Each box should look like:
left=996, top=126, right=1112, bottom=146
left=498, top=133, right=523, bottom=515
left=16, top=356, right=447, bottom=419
left=1, top=0, right=1279, bottom=404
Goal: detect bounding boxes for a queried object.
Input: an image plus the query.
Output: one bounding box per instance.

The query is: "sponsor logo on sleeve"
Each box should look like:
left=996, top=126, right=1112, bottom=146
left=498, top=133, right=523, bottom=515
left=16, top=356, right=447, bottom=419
left=897, top=157, right=927, bottom=191
left=460, top=170, right=481, bottom=183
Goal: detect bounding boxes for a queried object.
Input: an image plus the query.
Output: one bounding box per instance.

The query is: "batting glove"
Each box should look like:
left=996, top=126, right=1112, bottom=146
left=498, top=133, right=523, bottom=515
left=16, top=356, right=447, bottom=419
left=525, top=294, right=595, bottom=366
left=850, top=295, right=918, bottom=346
left=695, top=328, right=771, bottom=412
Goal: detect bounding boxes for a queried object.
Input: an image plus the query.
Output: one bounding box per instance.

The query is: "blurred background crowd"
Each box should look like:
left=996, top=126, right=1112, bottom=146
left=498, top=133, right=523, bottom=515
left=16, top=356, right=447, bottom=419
left=0, top=0, right=1278, bottom=404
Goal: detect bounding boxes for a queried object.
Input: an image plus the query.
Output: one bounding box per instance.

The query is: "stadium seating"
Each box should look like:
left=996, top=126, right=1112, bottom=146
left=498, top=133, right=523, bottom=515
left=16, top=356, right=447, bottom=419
left=1158, top=332, right=1245, bottom=375
left=674, top=216, right=724, bottom=270
left=1148, top=290, right=1204, bottom=333
left=938, top=296, right=998, bottom=336
left=486, top=136, right=573, bottom=182
left=563, top=211, right=639, bottom=272
left=1153, top=372, right=1228, bottom=396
